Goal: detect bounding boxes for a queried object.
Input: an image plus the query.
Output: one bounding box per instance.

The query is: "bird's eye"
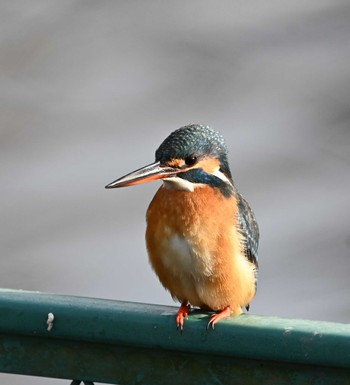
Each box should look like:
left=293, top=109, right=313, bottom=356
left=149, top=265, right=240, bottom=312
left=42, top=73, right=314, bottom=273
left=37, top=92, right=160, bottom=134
left=184, top=155, right=198, bottom=166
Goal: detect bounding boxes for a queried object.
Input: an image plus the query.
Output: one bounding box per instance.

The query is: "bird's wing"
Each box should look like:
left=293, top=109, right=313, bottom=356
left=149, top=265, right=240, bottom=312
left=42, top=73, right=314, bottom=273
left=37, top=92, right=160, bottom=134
left=236, top=192, right=259, bottom=268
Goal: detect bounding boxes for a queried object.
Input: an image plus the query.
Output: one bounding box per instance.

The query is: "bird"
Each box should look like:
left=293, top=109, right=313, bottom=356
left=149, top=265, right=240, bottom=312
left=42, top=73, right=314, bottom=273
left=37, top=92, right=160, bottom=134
left=105, top=124, right=259, bottom=331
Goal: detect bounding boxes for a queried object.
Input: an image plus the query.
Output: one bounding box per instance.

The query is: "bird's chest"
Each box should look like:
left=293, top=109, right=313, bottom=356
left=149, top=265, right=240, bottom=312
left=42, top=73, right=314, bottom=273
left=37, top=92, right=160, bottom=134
left=146, top=186, right=236, bottom=280
left=160, top=232, right=214, bottom=278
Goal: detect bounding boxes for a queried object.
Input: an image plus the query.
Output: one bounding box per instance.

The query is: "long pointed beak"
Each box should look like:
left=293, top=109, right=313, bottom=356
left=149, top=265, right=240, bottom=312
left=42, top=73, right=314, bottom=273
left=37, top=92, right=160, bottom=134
left=105, top=161, right=180, bottom=189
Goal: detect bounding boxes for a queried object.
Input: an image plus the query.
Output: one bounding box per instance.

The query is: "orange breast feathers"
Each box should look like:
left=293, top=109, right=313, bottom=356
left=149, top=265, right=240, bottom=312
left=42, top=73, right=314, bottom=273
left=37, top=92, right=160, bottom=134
left=145, top=185, right=256, bottom=314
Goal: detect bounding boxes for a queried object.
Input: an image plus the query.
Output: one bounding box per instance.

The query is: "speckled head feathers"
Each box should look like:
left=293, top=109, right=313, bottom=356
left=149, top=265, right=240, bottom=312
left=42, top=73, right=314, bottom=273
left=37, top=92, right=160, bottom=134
left=155, top=124, right=232, bottom=179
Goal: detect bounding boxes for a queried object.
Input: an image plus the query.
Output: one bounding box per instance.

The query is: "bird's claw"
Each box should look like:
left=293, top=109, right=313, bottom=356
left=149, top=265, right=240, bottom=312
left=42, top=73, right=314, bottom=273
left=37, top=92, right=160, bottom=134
left=207, top=306, right=232, bottom=330
left=207, top=319, right=215, bottom=331
left=176, top=301, right=190, bottom=333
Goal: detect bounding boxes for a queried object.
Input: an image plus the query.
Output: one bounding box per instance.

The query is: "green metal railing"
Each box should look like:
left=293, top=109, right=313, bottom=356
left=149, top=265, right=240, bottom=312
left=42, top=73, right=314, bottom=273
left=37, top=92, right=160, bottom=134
left=0, top=289, right=349, bottom=384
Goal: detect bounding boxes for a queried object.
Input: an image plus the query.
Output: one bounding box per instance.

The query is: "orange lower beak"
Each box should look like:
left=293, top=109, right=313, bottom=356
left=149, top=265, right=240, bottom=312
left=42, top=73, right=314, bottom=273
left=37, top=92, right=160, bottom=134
left=105, top=161, right=180, bottom=189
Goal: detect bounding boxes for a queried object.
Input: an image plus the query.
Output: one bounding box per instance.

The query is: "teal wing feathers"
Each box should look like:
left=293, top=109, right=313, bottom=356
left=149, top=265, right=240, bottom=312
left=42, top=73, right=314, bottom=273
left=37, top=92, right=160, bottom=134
left=236, top=192, right=259, bottom=269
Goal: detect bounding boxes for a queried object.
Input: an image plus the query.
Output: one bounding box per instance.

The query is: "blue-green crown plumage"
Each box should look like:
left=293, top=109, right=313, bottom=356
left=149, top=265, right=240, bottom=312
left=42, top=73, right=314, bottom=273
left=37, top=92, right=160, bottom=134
left=155, top=124, right=233, bottom=180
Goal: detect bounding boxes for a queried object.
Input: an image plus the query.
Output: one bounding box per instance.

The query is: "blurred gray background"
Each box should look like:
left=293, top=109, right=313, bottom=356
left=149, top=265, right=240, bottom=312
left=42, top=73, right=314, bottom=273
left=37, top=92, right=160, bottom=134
left=1, top=1, right=350, bottom=384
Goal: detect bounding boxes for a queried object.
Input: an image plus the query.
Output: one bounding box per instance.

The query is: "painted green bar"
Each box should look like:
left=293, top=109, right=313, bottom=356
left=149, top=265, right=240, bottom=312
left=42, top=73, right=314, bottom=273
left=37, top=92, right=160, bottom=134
left=1, top=334, right=349, bottom=385
left=0, top=289, right=349, bottom=384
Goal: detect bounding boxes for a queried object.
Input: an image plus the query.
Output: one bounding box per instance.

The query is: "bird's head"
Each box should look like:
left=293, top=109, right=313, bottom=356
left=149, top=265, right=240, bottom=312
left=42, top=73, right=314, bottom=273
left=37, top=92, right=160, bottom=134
left=106, top=124, right=234, bottom=197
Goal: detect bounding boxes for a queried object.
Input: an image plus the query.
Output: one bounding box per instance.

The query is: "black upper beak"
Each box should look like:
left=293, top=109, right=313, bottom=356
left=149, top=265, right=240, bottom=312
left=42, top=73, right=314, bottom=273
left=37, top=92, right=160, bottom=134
left=105, top=161, right=180, bottom=189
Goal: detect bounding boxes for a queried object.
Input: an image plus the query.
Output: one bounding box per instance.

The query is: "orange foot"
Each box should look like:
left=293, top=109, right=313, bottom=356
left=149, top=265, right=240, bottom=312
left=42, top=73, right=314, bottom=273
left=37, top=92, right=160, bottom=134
left=176, top=300, right=191, bottom=332
left=207, top=306, right=232, bottom=330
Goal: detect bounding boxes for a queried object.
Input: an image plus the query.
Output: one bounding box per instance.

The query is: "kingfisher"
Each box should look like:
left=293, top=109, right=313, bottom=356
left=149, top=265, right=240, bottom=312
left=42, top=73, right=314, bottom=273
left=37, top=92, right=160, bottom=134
left=105, top=124, right=259, bottom=330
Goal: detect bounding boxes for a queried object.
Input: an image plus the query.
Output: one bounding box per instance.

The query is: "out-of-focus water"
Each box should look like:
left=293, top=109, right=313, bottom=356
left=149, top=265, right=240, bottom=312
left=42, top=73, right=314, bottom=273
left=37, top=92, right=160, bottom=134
left=1, top=1, right=350, bottom=384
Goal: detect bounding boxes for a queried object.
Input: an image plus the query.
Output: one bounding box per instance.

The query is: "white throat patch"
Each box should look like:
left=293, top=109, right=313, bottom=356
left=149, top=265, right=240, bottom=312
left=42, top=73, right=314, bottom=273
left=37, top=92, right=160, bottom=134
left=162, top=177, right=196, bottom=192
